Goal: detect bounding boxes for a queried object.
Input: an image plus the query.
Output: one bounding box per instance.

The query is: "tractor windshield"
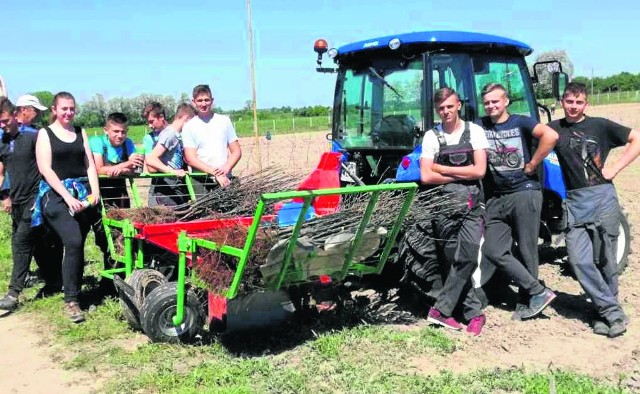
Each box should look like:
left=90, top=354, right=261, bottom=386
left=334, top=57, right=423, bottom=150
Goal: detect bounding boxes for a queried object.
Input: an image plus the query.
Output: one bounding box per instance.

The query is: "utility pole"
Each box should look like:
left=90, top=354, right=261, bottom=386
left=0, top=75, right=7, bottom=98
left=246, top=0, right=262, bottom=170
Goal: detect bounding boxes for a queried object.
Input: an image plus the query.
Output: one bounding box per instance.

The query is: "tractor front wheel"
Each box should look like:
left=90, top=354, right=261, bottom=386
left=140, top=282, right=205, bottom=343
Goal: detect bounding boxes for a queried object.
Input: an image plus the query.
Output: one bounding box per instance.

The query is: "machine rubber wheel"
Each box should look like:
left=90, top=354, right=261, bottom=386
left=617, top=209, right=632, bottom=274
left=140, top=282, right=205, bottom=343
left=130, top=269, right=168, bottom=308
left=115, top=275, right=141, bottom=330
left=119, top=269, right=168, bottom=330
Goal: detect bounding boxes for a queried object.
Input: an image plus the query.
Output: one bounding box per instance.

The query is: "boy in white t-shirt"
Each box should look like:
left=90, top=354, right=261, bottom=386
left=182, top=84, right=242, bottom=191
left=418, top=88, right=489, bottom=336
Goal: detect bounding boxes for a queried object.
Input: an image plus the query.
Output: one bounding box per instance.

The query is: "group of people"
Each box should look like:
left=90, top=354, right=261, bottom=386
left=0, top=84, right=242, bottom=323
left=406, top=81, right=639, bottom=338
left=0, top=80, right=637, bottom=338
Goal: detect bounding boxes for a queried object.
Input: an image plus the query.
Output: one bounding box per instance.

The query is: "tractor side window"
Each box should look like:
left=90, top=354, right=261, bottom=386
left=431, top=54, right=474, bottom=121
left=472, top=56, right=536, bottom=118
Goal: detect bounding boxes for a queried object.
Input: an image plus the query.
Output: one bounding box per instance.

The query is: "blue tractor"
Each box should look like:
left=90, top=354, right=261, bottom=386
left=313, top=31, right=631, bottom=292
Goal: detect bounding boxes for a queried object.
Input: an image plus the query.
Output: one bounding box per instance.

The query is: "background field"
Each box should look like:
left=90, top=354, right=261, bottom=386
left=1, top=103, right=640, bottom=393
left=86, top=115, right=331, bottom=144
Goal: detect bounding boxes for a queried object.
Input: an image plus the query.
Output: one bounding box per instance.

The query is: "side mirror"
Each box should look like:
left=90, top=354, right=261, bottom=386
left=552, top=72, right=568, bottom=101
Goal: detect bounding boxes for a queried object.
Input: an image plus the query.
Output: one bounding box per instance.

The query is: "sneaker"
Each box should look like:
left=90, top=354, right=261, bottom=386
left=466, top=314, right=486, bottom=336
left=521, top=288, right=556, bottom=319
left=0, top=293, right=18, bottom=311
left=64, top=302, right=85, bottom=324
left=427, top=307, right=463, bottom=330
left=511, top=303, right=530, bottom=321
left=592, top=319, right=609, bottom=336
left=608, top=319, right=627, bottom=338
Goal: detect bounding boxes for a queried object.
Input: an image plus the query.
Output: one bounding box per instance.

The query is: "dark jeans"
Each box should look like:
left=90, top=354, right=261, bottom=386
left=149, top=177, right=190, bottom=207
left=8, top=198, right=62, bottom=296
left=42, top=191, right=94, bottom=303
left=565, top=184, right=625, bottom=324
left=431, top=186, right=485, bottom=321
left=190, top=175, right=219, bottom=198
left=483, top=190, right=545, bottom=299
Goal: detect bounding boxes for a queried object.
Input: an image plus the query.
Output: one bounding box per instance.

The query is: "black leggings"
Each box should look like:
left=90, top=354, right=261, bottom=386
left=42, top=191, right=95, bottom=303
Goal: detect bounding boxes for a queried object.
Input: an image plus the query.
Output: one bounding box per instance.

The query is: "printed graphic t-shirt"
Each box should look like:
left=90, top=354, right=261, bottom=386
left=477, top=114, right=540, bottom=194
left=548, top=116, right=630, bottom=191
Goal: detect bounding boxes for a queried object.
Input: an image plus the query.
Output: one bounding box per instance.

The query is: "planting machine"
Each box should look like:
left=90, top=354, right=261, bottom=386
left=101, top=168, right=417, bottom=343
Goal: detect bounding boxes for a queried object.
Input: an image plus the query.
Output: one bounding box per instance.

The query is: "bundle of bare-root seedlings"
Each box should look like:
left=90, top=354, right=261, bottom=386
left=194, top=224, right=279, bottom=295
left=104, top=206, right=178, bottom=255
left=173, top=167, right=301, bottom=221
left=275, top=185, right=468, bottom=248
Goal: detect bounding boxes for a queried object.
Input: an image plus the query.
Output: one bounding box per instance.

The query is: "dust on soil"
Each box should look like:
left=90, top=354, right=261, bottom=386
left=2, top=103, right=640, bottom=391
left=0, top=313, right=103, bottom=394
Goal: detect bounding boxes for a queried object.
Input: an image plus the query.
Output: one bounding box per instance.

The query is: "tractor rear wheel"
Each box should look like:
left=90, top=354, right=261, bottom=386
left=140, top=282, right=205, bottom=343
left=617, top=209, right=632, bottom=274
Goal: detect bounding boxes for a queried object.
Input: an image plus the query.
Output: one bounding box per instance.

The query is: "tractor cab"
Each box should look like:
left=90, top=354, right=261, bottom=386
left=314, top=31, right=566, bottom=185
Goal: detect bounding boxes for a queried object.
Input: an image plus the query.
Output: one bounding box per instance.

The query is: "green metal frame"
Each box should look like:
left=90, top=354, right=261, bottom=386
left=99, top=172, right=204, bottom=279
left=171, top=183, right=417, bottom=326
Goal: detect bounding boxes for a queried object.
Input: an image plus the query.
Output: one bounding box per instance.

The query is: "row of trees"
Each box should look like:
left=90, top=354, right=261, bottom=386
left=28, top=91, right=330, bottom=129
left=572, top=72, right=640, bottom=94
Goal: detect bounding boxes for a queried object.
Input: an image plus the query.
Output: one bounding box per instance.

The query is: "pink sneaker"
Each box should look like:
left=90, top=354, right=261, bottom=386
left=466, top=314, right=486, bottom=336
left=427, top=307, right=463, bottom=330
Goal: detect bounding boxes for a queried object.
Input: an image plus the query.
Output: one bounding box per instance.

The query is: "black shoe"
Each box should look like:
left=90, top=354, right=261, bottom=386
left=521, top=288, right=556, bottom=319
left=592, top=320, right=609, bottom=336
left=608, top=319, right=627, bottom=338
left=0, top=294, right=19, bottom=311
left=511, top=303, right=530, bottom=321
left=23, top=271, right=44, bottom=288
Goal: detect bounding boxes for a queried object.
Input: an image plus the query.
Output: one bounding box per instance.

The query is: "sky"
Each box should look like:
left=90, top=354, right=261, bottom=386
left=2, top=0, right=639, bottom=110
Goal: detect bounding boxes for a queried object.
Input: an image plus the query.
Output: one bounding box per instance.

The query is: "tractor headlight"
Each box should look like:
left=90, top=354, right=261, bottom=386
left=389, top=38, right=401, bottom=50
left=328, top=48, right=338, bottom=59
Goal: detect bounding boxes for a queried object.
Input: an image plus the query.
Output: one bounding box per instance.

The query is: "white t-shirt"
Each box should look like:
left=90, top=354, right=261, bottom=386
left=182, top=113, right=239, bottom=168
left=421, top=122, right=489, bottom=160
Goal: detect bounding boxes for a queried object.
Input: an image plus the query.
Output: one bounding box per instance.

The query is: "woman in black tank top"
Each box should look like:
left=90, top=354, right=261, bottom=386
left=35, top=92, right=100, bottom=323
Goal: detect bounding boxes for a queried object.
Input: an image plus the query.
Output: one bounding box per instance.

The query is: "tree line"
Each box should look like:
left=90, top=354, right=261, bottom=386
left=28, top=91, right=330, bottom=129
left=572, top=72, right=640, bottom=94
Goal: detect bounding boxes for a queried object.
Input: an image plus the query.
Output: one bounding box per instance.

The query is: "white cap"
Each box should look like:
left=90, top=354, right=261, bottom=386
left=16, top=94, right=48, bottom=111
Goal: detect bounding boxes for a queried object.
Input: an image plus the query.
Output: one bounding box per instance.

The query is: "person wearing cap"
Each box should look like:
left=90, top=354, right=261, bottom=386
left=2, top=94, right=47, bottom=206
left=20, top=96, right=63, bottom=284
left=0, top=98, right=61, bottom=311
left=16, top=94, right=47, bottom=133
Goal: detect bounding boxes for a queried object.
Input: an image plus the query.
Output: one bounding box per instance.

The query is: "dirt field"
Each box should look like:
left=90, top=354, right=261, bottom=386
left=2, top=102, right=640, bottom=392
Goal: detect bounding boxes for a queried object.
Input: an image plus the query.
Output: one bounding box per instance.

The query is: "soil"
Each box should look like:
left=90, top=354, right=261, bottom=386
left=1, top=103, right=639, bottom=391
left=0, top=312, right=103, bottom=394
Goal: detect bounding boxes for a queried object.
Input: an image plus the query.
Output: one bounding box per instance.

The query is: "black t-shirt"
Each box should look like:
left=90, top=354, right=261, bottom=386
left=476, top=114, right=539, bottom=194
left=548, top=116, right=631, bottom=191
left=0, top=131, right=41, bottom=204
